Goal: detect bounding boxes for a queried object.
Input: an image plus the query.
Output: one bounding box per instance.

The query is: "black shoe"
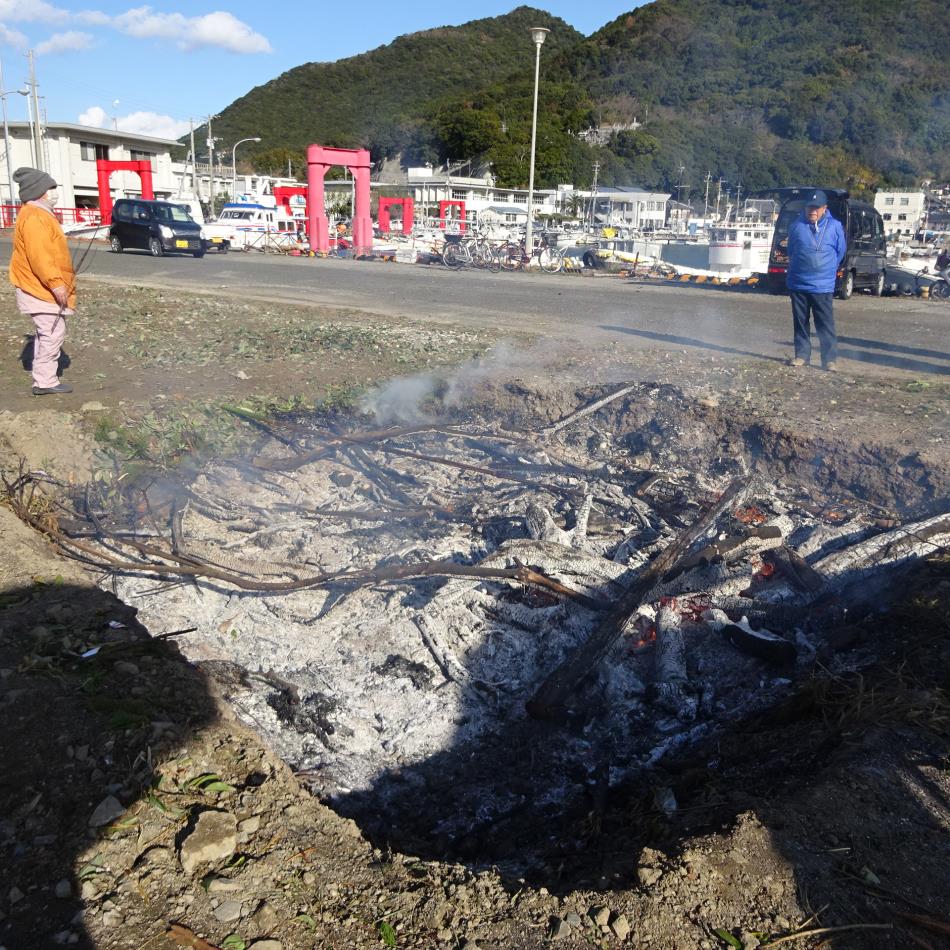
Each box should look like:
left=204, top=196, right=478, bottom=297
left=32, top=383, right=73, bottom=395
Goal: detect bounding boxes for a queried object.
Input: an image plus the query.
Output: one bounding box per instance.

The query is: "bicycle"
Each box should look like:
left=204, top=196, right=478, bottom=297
left=441, top=232, right=501, bottom=272
left=496, top=236, right=566, bottom=274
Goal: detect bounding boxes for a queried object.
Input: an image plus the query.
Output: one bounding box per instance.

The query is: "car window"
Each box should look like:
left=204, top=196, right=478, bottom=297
left=113, top=203, right=130, bottom=222
left=133, top=203, right=151, bottom=221
left=151, top=204, right=193, bottom=223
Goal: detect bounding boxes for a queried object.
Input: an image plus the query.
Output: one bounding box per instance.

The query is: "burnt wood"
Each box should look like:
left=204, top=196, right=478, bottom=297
left=526, top=476, right=753, bottom=719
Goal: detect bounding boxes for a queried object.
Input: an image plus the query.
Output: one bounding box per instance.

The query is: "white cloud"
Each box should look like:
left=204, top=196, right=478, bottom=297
left=0, top=0, right=69, bottom=23
left=78, top=103, right=189, bottom=140
left=78, top=105, right=107, bottom=127
left=0, top=22, right=27, bottom=46
left=111, top=7, right=271, bottom=53
left=36, top=29, right=93, bottom=54
left=116, top=110, right=190, bottom=139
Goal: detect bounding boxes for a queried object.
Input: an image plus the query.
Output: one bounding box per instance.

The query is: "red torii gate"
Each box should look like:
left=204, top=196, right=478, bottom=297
left=96, top=159, right=154, bottom=225
left=439, top=199, right=466, bottom=232
left=306, top=144, right=373, bottom=255
left=378, top=196, right=414, bottom=235
left=273, top=185, right=308, bottom=221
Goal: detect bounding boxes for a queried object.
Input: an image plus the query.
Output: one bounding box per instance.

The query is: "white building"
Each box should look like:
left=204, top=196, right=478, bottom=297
left=874, top=190, right=926, bottom=238
left=582, top=186, right=670, bottom=230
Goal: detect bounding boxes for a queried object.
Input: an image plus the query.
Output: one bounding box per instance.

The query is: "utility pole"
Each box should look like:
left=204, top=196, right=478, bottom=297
left=205, top=113, right=218, bottom=216
left=715, top=177, right=724, bottom=219
left=25, top=49, right=44, bottom=172
left=703, top=171, right=711, bottom=223
left=589, top=160, right=600, bottom=231
left=189, top=118, right=198, bottom=199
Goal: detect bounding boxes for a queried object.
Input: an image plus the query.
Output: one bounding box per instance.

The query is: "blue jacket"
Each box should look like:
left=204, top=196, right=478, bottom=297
left=786, top=210, right=847, bottom=293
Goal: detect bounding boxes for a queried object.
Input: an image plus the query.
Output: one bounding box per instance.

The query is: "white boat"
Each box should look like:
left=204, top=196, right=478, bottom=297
left=708, top=199, right=777, bottom=274
left=203, top=194, right=303, bottom=251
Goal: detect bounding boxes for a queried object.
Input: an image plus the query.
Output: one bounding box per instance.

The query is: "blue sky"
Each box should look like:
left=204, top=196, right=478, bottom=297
left=0, top=1, right=644, bottom=141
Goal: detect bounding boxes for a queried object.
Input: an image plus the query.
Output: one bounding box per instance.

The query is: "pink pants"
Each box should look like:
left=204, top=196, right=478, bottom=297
left=30, top=311, right=67, bottom=389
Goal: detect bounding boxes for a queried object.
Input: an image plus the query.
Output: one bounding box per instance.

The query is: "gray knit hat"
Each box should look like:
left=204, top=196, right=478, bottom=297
left=13, top=166, right=57, bottom=202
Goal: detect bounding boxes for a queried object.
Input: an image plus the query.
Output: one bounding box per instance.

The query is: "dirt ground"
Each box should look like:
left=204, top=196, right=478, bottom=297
left=0, top=277, right=948, bottom=950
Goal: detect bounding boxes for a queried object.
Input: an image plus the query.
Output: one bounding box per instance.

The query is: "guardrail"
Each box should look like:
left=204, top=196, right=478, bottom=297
left=0, top=205, right=102, bottom=228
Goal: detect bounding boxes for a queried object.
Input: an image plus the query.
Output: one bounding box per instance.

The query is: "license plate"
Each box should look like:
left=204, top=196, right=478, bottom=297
left=175, top=240, right=188, bottom=248
left=211, top=237, right=223, bottom=243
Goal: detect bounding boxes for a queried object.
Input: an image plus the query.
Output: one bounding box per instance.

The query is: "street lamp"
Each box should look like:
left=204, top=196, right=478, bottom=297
left=524, top=26, right=549, bottom=260
left=231, top=136, right=261, bottom=199
left=0, top=57, right=29, bottom=208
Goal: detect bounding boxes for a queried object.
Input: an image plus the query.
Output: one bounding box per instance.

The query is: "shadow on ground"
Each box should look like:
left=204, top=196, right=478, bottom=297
left=0, top=582, right=218, bottom=949
left=19, top=335, right=72, bottom=375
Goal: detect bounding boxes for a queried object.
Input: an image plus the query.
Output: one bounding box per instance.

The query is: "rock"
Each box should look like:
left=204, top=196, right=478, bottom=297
left=235, top=370, right=250, bottom=380
left=28, top=625, right=53, bottom=641
left=80, top=402, right=106, bottom=412
left=741, top=935, right=761, bottom=950
left=637, top=866, right=663, bottom=887
left=101, top=909, right=124, bottom=927
left=249, top=942, right=283, bottom=950
left=549, top=918, right=572, bottom=939
left=8, top=886, right=24, bottom=904
left=207, top=878, right=241, bottom=894
left=112, top=661, right=140, bottom=677
left=54, top=879, right=72, bottom=899
left=213, top=900, right=243, bottom=922
left=178, top=810, right=238, bottom=874
left=238, top=815, right=261, bottom=835
left=588, top=905, right=610, bottom=929
left=80, top=880, right=100, bottom=901
left=88, top=795, right=125, bottom=828
left=250, top=900, right=278, bottom=933
left=564, top=912, right=582, bottom=928
left=610, top=914, right=631, bottom=940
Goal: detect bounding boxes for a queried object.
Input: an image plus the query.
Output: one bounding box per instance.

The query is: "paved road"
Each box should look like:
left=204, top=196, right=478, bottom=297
left=3, top=238, right=948, bottom=379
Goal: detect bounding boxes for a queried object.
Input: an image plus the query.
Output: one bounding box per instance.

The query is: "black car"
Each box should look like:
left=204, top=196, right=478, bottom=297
left=109, top=199, right=204, bottom=258
left=766, top=188, right=887, bottom=298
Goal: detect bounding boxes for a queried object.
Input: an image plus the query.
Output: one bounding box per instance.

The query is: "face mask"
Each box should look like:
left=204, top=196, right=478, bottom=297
left=44, top=190, right=59, bottom=206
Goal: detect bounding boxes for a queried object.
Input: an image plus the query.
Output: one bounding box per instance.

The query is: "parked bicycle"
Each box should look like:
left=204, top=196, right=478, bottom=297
left=495, top=236, right=566, bottom=274
left=441, top=231, right=502, bottom=272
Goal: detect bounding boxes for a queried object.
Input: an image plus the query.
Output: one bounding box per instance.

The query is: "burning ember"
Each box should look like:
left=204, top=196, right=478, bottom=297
left=12, top=381, right=948, bottom=856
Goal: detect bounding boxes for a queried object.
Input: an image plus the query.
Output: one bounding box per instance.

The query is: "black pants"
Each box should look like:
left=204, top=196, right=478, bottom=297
left=790, top=291, right=837, bottom=366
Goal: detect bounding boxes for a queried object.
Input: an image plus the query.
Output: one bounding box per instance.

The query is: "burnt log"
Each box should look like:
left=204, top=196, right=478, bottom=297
left=647, top=604, right=697, bottom=720
left=762, top=544, right=824, bottom=595
left=526, top=476, right=753, bottom=719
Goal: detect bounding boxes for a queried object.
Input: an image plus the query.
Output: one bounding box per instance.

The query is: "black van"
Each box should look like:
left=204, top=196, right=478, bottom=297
left=109, top=199, right=204, bottom=258
left=766, top=188, right=886, bottom=298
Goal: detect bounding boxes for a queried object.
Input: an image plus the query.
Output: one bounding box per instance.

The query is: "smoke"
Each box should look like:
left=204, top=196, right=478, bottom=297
left=361, top=341, right=562, bottom=425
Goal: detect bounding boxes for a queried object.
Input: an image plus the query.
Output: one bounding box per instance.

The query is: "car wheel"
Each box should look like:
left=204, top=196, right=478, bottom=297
left=193, top=250, right=205, bottom=258
left=871, top=271, right=885, bottom=297
left=110, top=235, right=123, bottom=253
left=931, top=280, right=950, bottom=300
left=837, top=270, right=854, bottom=300
left=219, top=243, right=229, bottom=254
left=148, top=237, right=164, bottom=257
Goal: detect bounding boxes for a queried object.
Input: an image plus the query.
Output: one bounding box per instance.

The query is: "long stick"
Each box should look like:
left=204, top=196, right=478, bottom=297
left=540, top=383, right=638, bottom=437
left=526, top=476, right=752, bottom=719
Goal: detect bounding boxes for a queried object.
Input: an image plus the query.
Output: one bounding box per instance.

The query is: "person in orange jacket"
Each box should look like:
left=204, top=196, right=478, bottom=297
left=9, top=166, right=76, bottom=395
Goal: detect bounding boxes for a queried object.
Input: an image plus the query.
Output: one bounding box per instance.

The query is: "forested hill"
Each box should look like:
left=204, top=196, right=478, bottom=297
left=205, top=7, right=581, bottom=175
left=209, top=1, right=949, bottom=194
left=572, top=0, right=949, bottom=191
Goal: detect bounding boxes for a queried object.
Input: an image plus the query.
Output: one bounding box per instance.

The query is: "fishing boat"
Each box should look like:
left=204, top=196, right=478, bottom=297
left=708, top=199, right=777, bottom=274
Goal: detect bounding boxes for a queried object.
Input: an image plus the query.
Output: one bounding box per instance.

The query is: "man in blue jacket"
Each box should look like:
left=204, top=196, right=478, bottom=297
left=786, top=190, right=847, bottom=371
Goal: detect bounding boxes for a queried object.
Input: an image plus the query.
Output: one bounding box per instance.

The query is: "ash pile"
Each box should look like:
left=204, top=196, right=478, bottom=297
left=48, top=382, right=949, bottom=861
